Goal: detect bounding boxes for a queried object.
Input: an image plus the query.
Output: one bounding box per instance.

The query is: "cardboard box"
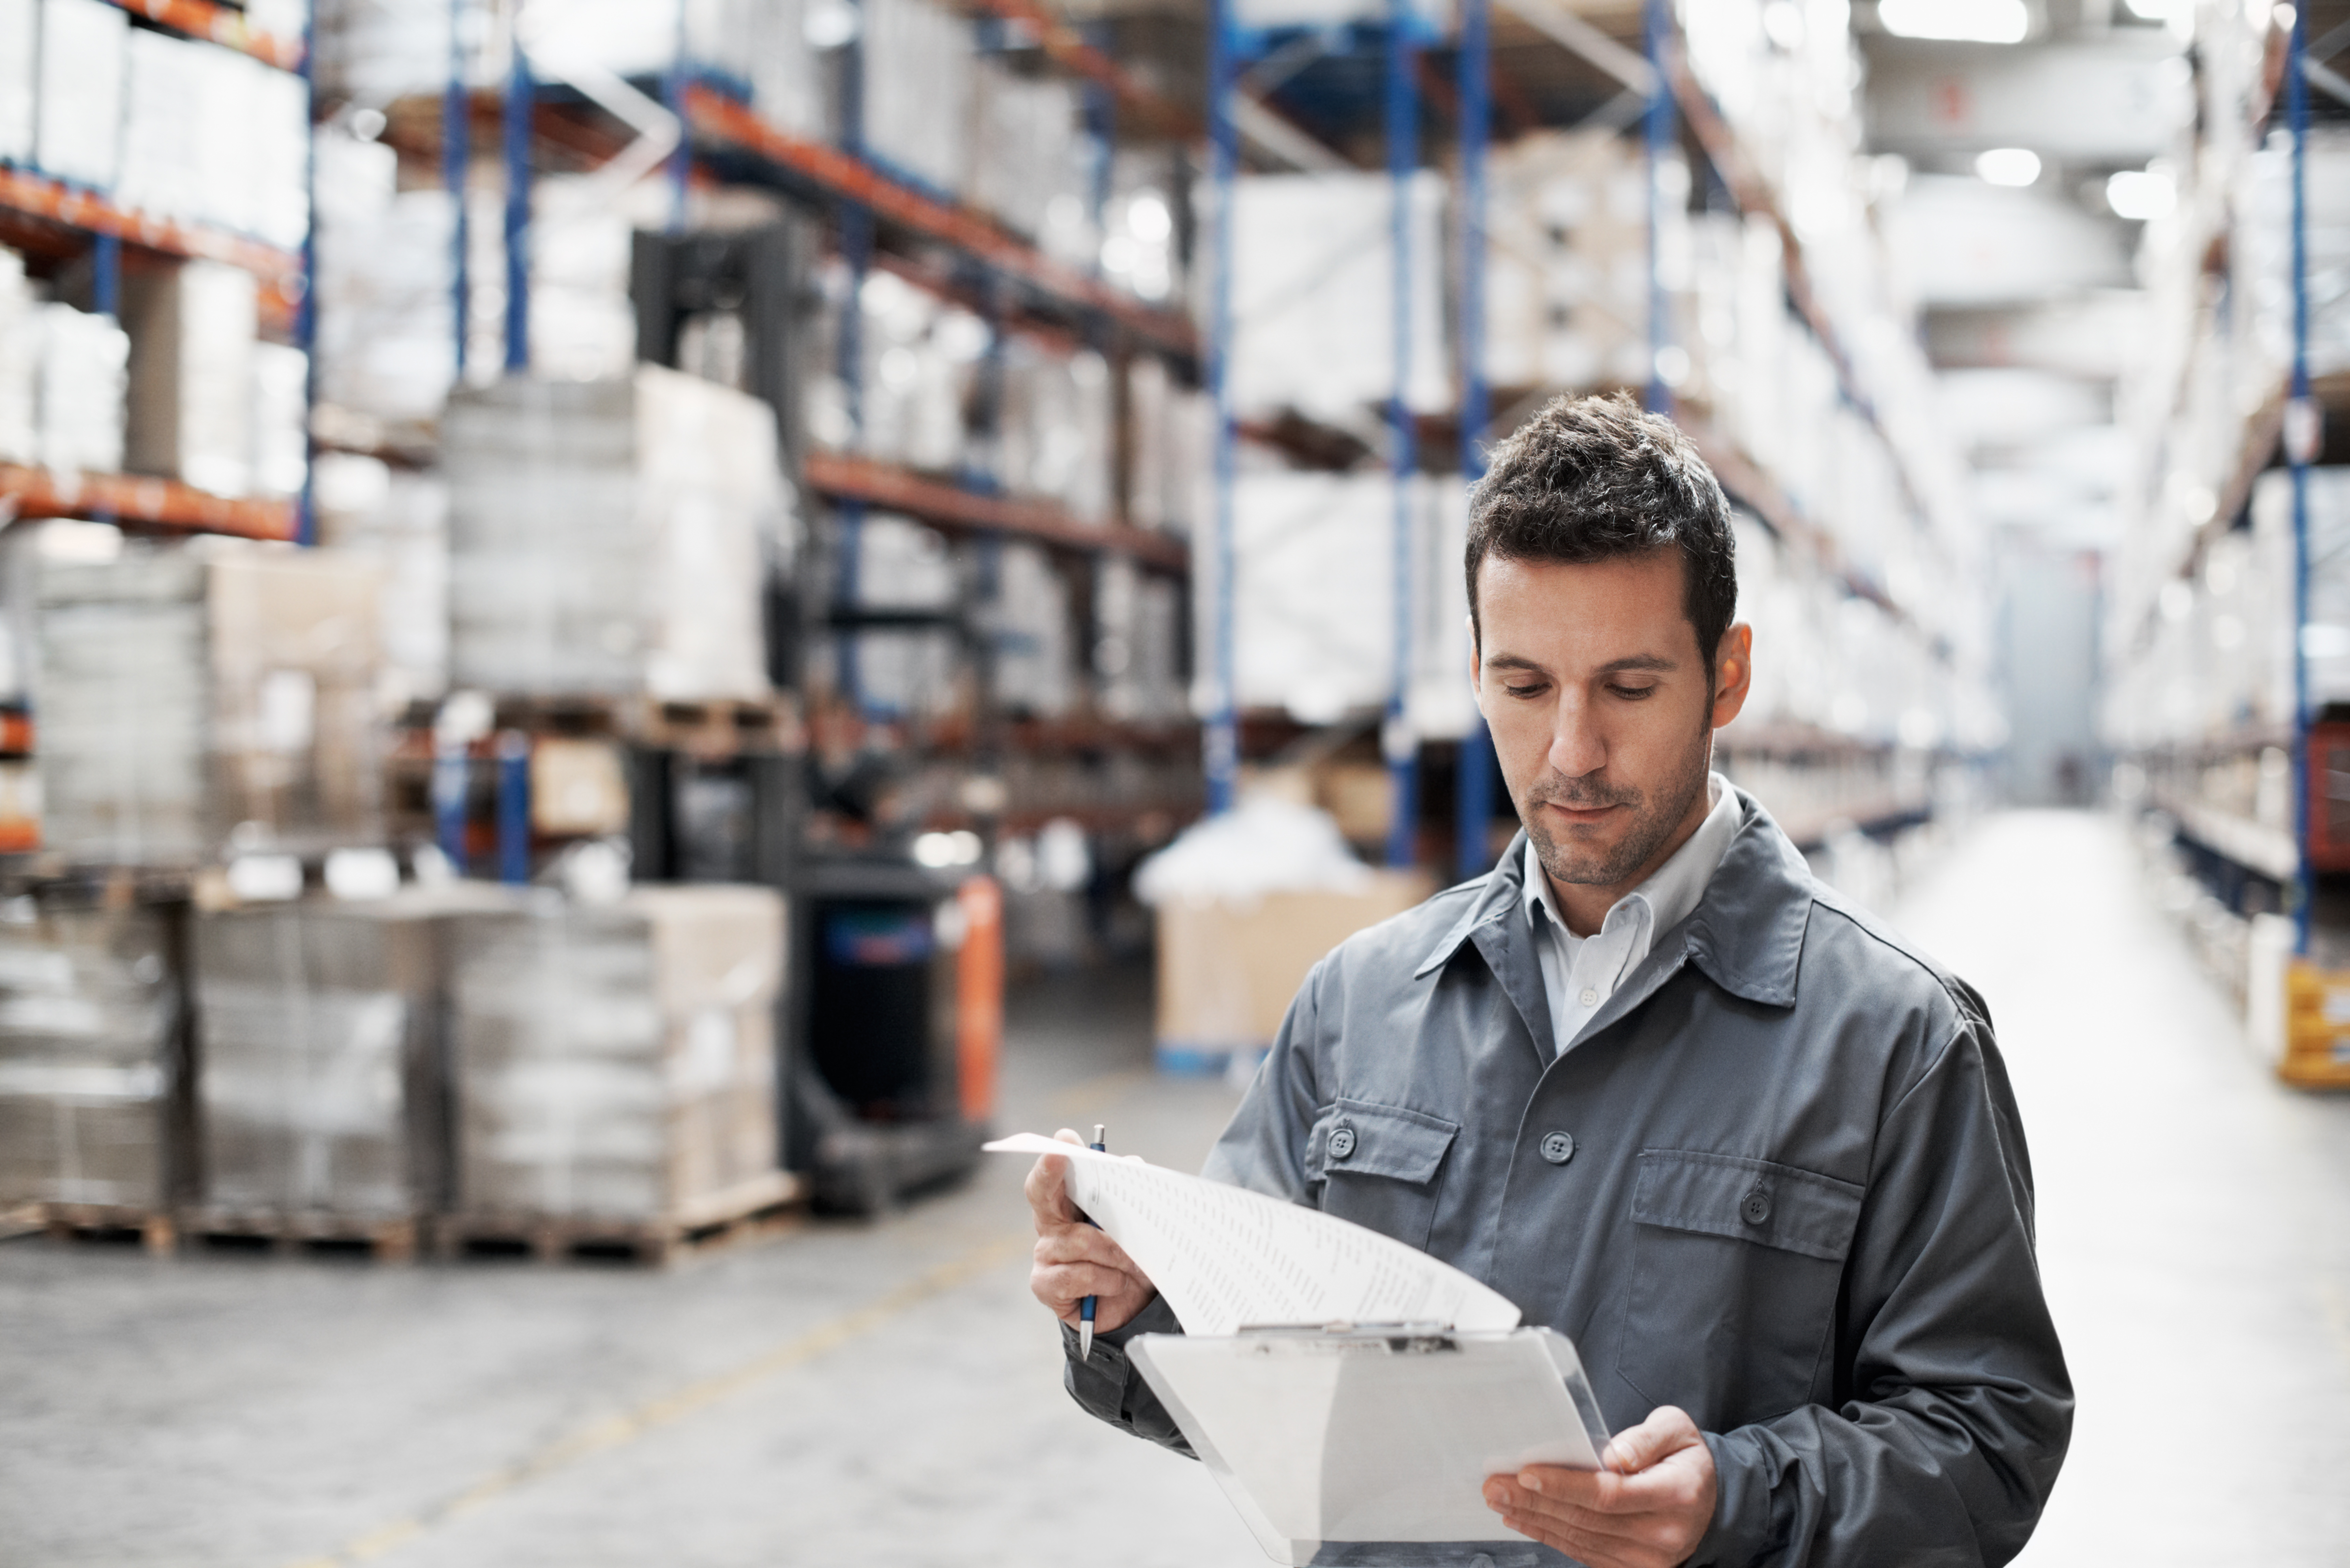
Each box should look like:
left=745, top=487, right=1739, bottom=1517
left=124, top=260, right=258, bottom=497
left=1153, top=870, right=1433, bottom=1071
left=445, top=885, right=785, bottom=1227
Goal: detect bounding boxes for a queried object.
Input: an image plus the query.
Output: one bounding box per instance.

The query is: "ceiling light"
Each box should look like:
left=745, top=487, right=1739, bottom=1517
left=1975, top=147, right=2042, bottom=186
left=1877, top=0, right=2030, bottom=42
left=2106, top=167, right=2176, bottom=220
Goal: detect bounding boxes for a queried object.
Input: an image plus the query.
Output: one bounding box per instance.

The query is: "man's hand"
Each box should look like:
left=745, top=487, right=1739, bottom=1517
left=1025, top=1128, right=1158, bottom=1335
left=1483, top=1405, right=1718, bottom=1568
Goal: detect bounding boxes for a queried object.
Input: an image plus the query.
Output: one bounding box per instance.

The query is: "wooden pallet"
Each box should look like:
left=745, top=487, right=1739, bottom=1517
left=484, top=693, right=800, bottom=757
left=434, top=1171, right=804, bottom=1266
left=21, top=1201, right=177, bottom=1255
left=178, top=1207, right=421, bottom=1262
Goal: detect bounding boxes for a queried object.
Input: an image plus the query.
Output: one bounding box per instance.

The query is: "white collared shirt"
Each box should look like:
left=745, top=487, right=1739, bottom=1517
left=1522, top=773, right=1740, bottom=1058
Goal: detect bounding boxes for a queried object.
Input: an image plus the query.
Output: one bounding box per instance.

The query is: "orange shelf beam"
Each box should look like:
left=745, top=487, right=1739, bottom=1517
left=962, top=0, right=1201, bottom=139
left=0, top=465, right=298, bottom=541
left=0, top=166, right=303, bottom=283
left=107, top=0, right=305, bottom=69
left=802, top=452, right=1188, bottom=572
left=682, top=85, right=1197, bottom=361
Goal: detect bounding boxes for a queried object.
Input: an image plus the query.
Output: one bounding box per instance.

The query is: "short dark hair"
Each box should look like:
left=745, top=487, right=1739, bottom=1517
left=1466, top=392, right=1738, bottom=672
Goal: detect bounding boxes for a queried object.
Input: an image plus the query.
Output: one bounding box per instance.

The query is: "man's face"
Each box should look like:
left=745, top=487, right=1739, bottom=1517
left=1472, top=548, right=1751, bottom=895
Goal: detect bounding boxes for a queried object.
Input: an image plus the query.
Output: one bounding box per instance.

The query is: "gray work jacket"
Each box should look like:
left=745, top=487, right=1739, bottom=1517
left=1065, top=789, right=2071, bottom=1568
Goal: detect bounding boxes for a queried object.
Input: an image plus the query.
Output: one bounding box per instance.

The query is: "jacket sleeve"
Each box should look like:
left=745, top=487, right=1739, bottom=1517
left=1691, top=995, right=2073, bottom=1568
left=1058, top=955, right=1331, bottom=1448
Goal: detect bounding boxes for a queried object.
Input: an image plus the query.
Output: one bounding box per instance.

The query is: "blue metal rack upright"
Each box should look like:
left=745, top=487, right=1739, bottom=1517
left=1453, top=0, right=1494, bottom=881
left=2289, top=0, right=2314, bottom=953
left=1204, top=0, right=1483, bottom=869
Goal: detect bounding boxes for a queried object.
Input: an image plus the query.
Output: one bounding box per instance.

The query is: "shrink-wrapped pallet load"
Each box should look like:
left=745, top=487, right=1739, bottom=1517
left=34, top=0, right=126, bottom=191
left=441, top=886, right=789, bottom=1255
left=0, top=901, right=181, bottom=1227
left=443, top=367, right=786, bottom=700
left=34, top=540, right=384, bottom=865
left=35, top=303, right=128, bottom=475
left=189, top=893, right=492, bottom=1243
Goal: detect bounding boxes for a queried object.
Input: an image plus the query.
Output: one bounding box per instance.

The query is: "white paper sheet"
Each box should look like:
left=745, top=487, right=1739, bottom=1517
left=984, top=1132, right=1522, bottom=1336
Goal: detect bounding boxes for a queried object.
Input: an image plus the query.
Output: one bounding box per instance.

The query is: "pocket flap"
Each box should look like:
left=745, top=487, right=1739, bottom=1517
left=1632, top=1149, right=1862, bottom=1262
left=1307, top=1098, right=1460, bottom=1185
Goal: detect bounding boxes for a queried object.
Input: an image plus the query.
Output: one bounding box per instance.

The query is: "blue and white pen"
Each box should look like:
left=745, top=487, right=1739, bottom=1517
left=1079, top=1123, right=1106, bottom=1361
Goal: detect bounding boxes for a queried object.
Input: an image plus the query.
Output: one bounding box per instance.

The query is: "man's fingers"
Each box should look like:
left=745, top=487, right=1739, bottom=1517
left=1032, top=1259, right=1138, bottom=1313
left=1032, top=1224, right=1140, bottom=1273
left=1600, top=1404, right=1705, bottom=1475
left=1021, top=1128, right=1091, bottom=1227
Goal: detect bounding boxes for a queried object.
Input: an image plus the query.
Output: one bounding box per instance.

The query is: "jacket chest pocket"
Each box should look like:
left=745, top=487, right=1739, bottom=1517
left=1617, top=1149, right=1862, bottom=1427
left=1305, top=1099, right=1459, bottom=1252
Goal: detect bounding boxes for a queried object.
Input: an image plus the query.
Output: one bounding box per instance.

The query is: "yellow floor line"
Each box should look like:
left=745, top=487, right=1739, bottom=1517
left=279, top=1232, right=1025, bottom=1568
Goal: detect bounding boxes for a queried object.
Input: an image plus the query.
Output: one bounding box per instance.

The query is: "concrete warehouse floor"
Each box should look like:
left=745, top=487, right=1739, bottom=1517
left=4, top=811, right=2349, bottom=1568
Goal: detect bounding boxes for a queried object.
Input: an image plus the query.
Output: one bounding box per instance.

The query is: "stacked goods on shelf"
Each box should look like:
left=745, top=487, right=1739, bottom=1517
left=33, top=539, right=385, bottom=866
left=115, top=22, right=310, bottom=248
left=1125, top=354, right=1209, bottom=536
left=1093, top=556, right=1185, bottom=724
left=1227, top=170, right=1449, bottom=423
left=0, top=899, right=182, bottom=1228
left=997, top=339, right=1113, bottom=520
left=33, top=301, right=126, bottom=476
left=443, top=367, right=786, bottom=700
left=861, top=0, right=973, bottom=195
left=1194, top=471, right=1469, bottom=735
left=313, top=454, right=452, bottom=706
left=842, top=511, right=962, bottom=720
left=441, top=885, right=790, bottom=1250
left=189, top=892, right=494, bottom=1245
left=311, top=126, right=451, bottom=433
left=2242, top=131, right=2350, bottom=385
left=31, top=0, right=126, bottom=189
left=990, top=542, right=1076, bottom=719
left=968, top=59, right=1092, bottom=260
left=809, top=265, right=985, bottom=472
left=1483, top=129, right=1657, bottom=393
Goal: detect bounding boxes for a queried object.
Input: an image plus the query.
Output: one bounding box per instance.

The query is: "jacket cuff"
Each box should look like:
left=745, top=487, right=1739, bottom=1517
left=1059, top=1296, right=1191, bottom=1454
left=1687, top=1429, right=1766, bottom=1568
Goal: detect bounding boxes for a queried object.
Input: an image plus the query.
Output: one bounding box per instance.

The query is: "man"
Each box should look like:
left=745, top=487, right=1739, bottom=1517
left=1026, top=393, right=2071, bottom=1567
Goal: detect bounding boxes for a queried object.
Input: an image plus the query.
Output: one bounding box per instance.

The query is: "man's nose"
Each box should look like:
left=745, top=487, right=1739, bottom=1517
left=1546, top=692, right=1605, bottom=779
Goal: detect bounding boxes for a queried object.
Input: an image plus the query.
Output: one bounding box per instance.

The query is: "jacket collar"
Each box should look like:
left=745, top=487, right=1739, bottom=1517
left=1412, top=784, right=1813, bottom=1008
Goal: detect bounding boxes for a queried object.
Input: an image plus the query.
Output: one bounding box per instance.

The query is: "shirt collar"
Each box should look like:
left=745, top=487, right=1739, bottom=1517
left=1518, top=773, right=1737, bottom=941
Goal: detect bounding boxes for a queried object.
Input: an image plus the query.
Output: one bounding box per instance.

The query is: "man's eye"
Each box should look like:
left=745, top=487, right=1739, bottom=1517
left=1609, top=684, right=1656, bottom=700
left=1504, top=683, right=1547, bottom=699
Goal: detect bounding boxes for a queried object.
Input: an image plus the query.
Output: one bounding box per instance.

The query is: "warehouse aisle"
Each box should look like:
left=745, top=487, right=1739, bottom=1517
left=1888, top=813, right=2350, bottom=1567
left=4, top=813, right=2348, bottom=1567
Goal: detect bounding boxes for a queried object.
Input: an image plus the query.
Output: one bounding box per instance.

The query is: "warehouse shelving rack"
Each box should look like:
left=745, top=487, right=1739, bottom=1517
left=0, top=0, right=313, bottom=543
left=1199, top=0, right=1978, bottom=878
left=2108, top=4, right=2347, bottom=930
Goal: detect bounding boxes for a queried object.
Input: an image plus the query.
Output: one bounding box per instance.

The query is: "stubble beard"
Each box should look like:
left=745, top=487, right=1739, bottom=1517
left=1523, top=719, right=1713, bottom=891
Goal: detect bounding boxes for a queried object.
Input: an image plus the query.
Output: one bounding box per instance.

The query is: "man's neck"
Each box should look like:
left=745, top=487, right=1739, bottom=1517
left=1546, top=778, right=1716, bottom=938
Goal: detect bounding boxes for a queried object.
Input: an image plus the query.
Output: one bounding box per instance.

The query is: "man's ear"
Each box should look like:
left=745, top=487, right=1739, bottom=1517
left=1709, top=623, right=1754, bottom=730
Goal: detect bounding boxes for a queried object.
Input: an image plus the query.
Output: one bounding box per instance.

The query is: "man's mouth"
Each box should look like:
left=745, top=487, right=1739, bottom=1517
left=1541, top=800, right=1625, bottom=826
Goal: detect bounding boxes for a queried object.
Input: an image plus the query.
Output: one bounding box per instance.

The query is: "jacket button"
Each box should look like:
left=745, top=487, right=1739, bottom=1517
left=1540, top=1131, right=1574, bottom=1165
left=1328, top=1125, right=1357, bottom=1160
left=1741, top=1185, right=1772, bottom=1225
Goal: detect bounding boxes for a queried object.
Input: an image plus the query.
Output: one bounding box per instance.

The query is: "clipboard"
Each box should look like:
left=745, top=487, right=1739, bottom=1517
left=1128, top=1323, right=1613, bottom=1566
